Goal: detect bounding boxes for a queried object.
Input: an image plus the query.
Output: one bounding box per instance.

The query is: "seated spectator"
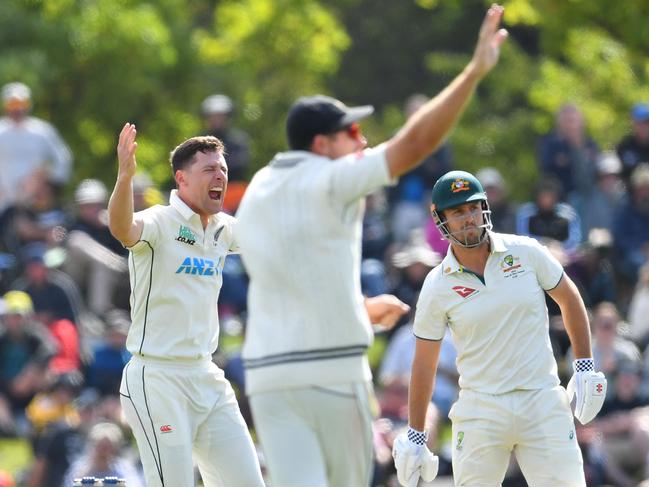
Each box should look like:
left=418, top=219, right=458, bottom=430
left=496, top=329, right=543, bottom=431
left=516, top=177, right=582, bottom=254
left=476, top=167, right=516, bottom=234
left=567, top=228, right=617, bottom=308
left=25, top=371, right=83, bottom=436
left=629, top=262, right=649, bottom=348
left=391, top=177, right=429, bottom=244
left=616, top=102, right=649, bottom=185
left=537, top=103, right=599, bottom=199
left=362, top=190, right=391, bottom=261
left=389, top=229, right=441, bottom=311
left=0, top=82, right=72, bottom=212
left=27, top=388, right=99, bottom=487
left=13, top=242, right=79, bottom=324
left=201, top=94, right=251, bottom=182
left=379, top=326, right=457, bottom=418
left=613, top=163, right=649, bottom=283
left=569, top=151, right=625, bottom=236
left=4, top=174, right=69, bottom=253
left=592, top=361, right=649, bottom=484
left=64, top=179, right=128, bottom=315
left=0, top=291, right=55, bottom=434
left=569, top=302, right=641, bottom=399
left=85, top=310, right=130, bottom=396
left=62, top=422, right=144, bottom=487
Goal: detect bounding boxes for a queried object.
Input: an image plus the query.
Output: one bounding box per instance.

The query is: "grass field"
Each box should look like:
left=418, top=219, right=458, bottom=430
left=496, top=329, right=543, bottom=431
left=0, top=438, right=33, bottom=479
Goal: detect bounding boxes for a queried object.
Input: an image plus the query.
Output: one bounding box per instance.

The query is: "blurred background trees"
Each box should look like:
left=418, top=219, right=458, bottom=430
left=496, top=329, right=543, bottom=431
left=1, top=0, right=648, bottom=199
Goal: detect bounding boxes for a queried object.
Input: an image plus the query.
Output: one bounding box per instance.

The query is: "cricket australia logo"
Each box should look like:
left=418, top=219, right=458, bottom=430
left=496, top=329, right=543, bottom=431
left=501, top=254, right=523, bottom=277
left=452, top=286, right=478, bottom=299
left=450, top=178, right=470, bottom=193
left=176, top=225, right=196, bottom=246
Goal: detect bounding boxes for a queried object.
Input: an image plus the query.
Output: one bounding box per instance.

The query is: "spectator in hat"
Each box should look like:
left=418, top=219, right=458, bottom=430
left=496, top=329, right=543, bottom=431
left=567, top=228, right=617, bottom=308
left=201, top=94, right=251, bottom=182
left=476, top=167, right=516, bottom=233
left=537, top=103, right=600, bottom=200
left=616, top=102, right=649, bottom=185
left=63, top=422, right=145, bottom=487
left=64, top=179, right=128, bottom=316
left=0, top=291, right=56, bottom=433
left=516, top=176, right=582, bottom=254
left=0, top=82, right=72, bottom=211
left=569, top=150, right=626, bottom=236
left=612, top=163, right=649, bottom=283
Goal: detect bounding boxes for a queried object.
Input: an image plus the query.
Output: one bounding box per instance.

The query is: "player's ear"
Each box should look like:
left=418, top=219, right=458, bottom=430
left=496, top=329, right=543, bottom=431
left=174, top=169, right=185, bottom=187
left=310, top=134, right=330, bottom=156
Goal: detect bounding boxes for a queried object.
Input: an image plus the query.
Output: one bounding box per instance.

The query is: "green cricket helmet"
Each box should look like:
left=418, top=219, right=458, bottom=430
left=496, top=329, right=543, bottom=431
left=430, top=170, right=492, bottom=248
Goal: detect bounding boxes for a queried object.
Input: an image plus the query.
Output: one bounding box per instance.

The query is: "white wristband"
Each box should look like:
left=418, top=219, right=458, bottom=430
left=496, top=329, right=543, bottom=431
left=573, top=358, right=594, bottom=373
left=407, top=427, right=428, bottom=446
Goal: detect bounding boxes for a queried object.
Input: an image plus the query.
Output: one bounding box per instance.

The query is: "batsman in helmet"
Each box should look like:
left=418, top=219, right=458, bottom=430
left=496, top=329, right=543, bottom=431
left=392, top=170, right=606, bottom=486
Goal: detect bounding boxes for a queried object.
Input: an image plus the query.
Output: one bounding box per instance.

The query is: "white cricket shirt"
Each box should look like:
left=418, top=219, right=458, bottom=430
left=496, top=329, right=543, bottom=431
left=235, top=145, right=394, bottom=394
left=413, top=232, right=563, bottom=394
left=126, top=190, right=237, bottom=360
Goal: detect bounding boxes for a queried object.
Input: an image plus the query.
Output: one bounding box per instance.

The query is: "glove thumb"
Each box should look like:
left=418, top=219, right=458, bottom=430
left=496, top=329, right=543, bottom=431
left=420, top=452, right=439, bottom=482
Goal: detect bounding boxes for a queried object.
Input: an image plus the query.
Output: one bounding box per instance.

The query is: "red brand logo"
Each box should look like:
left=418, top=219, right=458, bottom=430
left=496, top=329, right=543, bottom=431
left=452, top=286, right=477, bottom=298
left=160, top=425, right=173, bottom=433
left=596, top=383, right=603, bottom=394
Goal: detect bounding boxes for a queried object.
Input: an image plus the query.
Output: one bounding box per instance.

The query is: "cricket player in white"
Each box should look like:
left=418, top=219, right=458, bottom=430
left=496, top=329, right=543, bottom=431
left=108, top=124, right=264, bottom=487
left=392, top=170, right=608, bottom=487
left=235, top=6, right=508, bottom=487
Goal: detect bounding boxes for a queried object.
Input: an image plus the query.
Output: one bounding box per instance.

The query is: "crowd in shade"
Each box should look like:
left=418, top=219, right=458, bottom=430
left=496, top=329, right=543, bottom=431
left=1, top=81, right=649, bottom=487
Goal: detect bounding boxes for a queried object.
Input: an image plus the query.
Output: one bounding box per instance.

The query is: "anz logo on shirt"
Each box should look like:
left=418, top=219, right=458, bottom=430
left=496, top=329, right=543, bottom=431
left=175, top=256, right=223, bottom=277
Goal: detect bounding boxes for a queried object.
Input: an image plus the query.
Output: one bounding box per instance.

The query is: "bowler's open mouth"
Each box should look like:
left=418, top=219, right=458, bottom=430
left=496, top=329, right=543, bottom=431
left=209, top=187, right=223, bottom=201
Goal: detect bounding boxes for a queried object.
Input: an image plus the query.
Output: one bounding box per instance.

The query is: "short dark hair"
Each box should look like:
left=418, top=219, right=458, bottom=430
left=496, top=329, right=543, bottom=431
left=286, top=95, right=373, bottom=150
left=170, top=136, right=224, bottom=173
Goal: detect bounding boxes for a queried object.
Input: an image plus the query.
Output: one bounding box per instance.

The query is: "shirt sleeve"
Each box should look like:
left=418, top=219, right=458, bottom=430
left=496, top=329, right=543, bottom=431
left=413, top=274, right=446, bottom=340
left=129, top=206, right=161, bottom=250
left=527, top=238, right=565, bottom=290
left=326, top=144, right=396, bottom=204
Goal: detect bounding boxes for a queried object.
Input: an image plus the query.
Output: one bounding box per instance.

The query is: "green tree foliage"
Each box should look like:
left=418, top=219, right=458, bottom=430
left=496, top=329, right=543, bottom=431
left=0, top=0, right=348, bottom=186
left=2, top=0, right=648, bottom=198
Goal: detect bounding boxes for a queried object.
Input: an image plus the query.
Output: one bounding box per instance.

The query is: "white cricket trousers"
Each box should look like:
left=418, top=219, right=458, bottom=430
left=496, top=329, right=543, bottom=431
left=249, top=381, right=375, bottom=487
left=449, top=386, right=586, bottom=487
left=119, top=355, right=265, bottom=487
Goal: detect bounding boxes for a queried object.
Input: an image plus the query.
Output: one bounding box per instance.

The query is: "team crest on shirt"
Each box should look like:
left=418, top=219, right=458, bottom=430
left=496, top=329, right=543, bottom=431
left=500, top=254, right=524, bottom=278
left=176, top=225, right=196, bottom=246
left=450, top=178, right=470, bottom=193
left=456, top=431, right=465, bottom=450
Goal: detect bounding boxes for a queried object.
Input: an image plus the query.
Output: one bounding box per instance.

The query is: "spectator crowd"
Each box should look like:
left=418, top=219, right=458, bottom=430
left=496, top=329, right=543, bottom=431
left=1, top=82, right=649, bottom=486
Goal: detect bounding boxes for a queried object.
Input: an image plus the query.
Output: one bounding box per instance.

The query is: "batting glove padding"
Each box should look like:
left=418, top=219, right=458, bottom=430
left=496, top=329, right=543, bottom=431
left=567, top=358, right=607, bottom=425
left=393, top=428, right=439, bottom=487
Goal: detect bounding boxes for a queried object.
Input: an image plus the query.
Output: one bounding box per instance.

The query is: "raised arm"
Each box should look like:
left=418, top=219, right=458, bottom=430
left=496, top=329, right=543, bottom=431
left=385, top=4, right=508, bottom=179
left=108, top=123, right=143, bottom=247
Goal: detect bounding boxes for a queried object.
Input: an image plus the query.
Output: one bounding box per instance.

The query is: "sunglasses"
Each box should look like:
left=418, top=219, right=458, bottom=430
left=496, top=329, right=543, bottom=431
left=345, top=122, right=362, bottom=140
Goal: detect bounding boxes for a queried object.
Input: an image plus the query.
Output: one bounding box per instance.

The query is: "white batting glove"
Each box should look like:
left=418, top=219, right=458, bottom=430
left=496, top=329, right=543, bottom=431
left=566, top=358, right=607, bottom=425
left=392, top=427, right=439, bottom=487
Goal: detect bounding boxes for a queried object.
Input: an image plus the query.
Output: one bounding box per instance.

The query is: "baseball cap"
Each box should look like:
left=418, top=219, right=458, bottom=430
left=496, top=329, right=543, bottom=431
left=286, top=95, right=374, bottom=150
left=1, top=82, right=31, bottom=103
left=74, top=179, right=108, bottom=204
left=596, top=151, right=622, bottom=175
left=2, top=290, right=34, bottom=315
left=201, top=94, right=233, bottom=115
left=632, top=103, right=649, bottom=122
